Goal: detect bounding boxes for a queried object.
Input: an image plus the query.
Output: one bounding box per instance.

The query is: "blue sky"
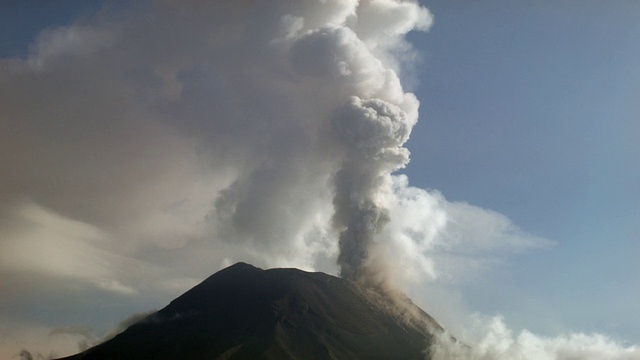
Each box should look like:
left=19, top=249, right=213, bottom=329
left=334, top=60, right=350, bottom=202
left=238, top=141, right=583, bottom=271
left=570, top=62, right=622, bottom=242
left=408, top=0, right=640, bottom=340
left=0, top=0, right=103, bottom=57
left=1, top=0, right=638, bottom=357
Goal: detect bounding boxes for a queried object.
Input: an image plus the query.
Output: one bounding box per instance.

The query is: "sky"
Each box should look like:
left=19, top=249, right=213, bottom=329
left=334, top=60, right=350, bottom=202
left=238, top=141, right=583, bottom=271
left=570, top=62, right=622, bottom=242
left=0, top=1, right=638, bottom=359
left=408, top=0, right=640, bottom=340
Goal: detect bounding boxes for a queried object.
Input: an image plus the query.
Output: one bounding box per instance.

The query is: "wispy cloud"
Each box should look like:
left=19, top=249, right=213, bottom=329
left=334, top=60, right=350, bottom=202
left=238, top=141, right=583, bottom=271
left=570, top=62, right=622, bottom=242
left=0, top=201, right=135, bottom=295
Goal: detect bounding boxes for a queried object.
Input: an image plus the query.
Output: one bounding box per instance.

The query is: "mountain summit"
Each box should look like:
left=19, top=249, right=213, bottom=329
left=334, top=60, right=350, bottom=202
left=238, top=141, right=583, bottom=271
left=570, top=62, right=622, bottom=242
left=58, top=263, right=443, bottom=359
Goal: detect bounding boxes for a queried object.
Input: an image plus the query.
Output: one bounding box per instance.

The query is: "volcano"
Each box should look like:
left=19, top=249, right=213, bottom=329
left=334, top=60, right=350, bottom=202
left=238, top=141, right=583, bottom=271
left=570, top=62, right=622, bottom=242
left=57, top=263, right=443, bottom=359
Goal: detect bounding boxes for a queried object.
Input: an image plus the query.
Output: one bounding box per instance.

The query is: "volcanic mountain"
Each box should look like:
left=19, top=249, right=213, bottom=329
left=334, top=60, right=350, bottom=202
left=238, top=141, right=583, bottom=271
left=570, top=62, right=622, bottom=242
left=58, top=262, right=444, bottom=359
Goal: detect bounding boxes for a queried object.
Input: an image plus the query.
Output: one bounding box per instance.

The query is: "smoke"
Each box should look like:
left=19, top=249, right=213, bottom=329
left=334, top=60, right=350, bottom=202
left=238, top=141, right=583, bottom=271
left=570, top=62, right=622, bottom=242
left=0, top=0, right=432, bottom=286
left=94, top=311, right=156, bottom=346
left=19, top=350, right=34, bottom=360
left=71, top=311, right=156, bottom=351
left=0, top=1, right=432, bottom=355
left=332, top=96, right=414, bottom=280
left=1, top=0, right=639, bottom=359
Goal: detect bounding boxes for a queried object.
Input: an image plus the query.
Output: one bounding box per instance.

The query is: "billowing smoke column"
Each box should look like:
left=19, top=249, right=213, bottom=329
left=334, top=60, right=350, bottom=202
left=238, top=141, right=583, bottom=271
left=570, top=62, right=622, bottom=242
left=283, top=1, right=429, bottom=283
left=332, top=96, right=413, bottom=280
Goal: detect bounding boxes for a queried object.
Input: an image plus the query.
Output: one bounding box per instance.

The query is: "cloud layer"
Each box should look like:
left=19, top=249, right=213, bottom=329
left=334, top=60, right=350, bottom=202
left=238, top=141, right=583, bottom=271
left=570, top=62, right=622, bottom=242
left=431, top=316, right=640, bottom=360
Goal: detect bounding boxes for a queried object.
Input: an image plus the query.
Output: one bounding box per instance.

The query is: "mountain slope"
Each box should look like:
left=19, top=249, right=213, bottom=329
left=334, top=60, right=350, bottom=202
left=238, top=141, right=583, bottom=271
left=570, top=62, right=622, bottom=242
left=58, top=263, right=442, bottom=359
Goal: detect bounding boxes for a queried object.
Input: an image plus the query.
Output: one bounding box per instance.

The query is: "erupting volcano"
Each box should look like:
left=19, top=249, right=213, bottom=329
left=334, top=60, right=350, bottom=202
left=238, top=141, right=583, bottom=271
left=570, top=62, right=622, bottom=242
left=57, top=263, right=445, bottom=360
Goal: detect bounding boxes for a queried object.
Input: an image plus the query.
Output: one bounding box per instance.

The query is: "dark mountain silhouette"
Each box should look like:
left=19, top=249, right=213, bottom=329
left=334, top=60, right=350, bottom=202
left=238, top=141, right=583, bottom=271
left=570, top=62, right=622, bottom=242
left=57, top=262, right=443, bottom=359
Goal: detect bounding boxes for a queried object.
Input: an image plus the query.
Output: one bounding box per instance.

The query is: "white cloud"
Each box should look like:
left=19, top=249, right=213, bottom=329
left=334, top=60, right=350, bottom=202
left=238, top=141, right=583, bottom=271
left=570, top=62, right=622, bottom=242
left=431, top=315, right=640, bottom=360
left=349, top=0, right=434, bottom=48
left=0, top=201, right=136, bottom=295
left=371, top=174, right=552, bottom=289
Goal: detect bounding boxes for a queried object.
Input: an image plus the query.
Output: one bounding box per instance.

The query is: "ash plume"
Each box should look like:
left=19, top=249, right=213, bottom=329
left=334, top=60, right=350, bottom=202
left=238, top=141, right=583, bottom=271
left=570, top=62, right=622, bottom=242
left=0, top=4, right=435, bottom=354
left=332, top=96, right=413, bottom=281
left=19, top=350, right=34, bottom=360
left=283, top=3, right=428, bottom=285
left=0, top=0, right=431, bottom=281
left=5, top=1, right=637, bottom=358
